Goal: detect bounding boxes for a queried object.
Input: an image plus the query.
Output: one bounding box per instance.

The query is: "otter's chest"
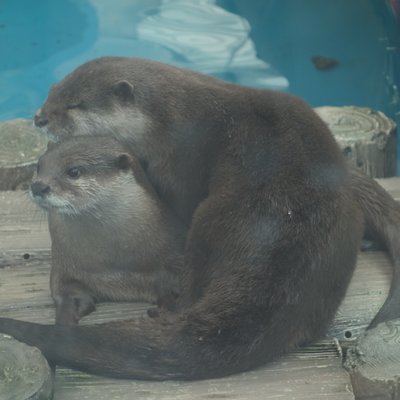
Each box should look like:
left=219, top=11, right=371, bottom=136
left=49, top=214, right=139, bottom=272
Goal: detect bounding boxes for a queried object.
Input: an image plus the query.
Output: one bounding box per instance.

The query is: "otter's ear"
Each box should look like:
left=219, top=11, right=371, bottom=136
left=115, top=154, right=132, bottom=171
left=113, top=80, right=134, bottom=102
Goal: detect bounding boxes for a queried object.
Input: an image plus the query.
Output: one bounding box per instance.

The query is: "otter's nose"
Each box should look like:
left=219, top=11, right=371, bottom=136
left=31, top=181, right=51, bottom=197
left=34, top=113, right=48, bottom=128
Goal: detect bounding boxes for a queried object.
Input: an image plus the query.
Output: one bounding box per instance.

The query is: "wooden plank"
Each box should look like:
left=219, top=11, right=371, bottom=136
left=0, top=191, right=50, bottom=251
left=0, top=253, right=354, bottom=399
left=52, top=350, right=353, bottom=400
left=1, top=182, right=397, bottom=400
left=0, top=248, right=391, bottom=337
left=0, top=235, right=354, bottom=399
left=0, top=250, right=389, bottom=400
left=377, top=177, right=400, bottom=201
left=328, top=251, right=391, bottom=340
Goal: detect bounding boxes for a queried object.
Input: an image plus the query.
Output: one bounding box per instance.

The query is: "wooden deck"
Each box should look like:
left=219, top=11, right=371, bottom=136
left=0, top=178, right=398, bottom=399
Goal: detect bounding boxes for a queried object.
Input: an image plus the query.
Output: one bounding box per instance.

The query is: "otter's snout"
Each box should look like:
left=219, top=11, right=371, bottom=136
left=31, top=181, right=50, bottom=197
left=34, top=111, right=48, bottom=128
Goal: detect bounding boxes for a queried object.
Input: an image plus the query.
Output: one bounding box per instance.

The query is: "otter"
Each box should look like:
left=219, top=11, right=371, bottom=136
left=0, top=57, right=399, bottom=380
left=30, top=136, right=185, bottom=324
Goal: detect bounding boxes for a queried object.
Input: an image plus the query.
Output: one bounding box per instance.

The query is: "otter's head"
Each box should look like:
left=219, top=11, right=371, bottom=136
left=30, top=136, right=144, bottom=216
left=33, top=58, right=150, bottom=142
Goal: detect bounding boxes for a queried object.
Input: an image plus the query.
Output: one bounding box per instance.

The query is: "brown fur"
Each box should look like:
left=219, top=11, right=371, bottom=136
left=0, top=57, right=398, bottom=380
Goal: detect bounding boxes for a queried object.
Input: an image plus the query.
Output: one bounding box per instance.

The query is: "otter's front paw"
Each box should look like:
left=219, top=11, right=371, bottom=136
left=55, top=292, right=96, bottom=325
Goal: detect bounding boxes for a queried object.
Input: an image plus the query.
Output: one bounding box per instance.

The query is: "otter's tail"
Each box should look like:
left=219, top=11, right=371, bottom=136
left=350, top=168, right=400, bottom=328
left=0, top=302, right=298, bottom=380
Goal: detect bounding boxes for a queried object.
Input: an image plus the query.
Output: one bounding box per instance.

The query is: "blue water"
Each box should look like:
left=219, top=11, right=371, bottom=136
left=1, top=0, right=399, bottom=167
left=222, top=0, right=400, bottom=119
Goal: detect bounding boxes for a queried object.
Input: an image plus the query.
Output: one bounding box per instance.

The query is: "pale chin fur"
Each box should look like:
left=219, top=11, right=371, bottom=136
left=72, top=107, right=150, bottom=141
left=36, top=107, right=150, bottom=144
left=30, top=175, right=144, bottom=220
left=30, top=191, right=80, bottom=216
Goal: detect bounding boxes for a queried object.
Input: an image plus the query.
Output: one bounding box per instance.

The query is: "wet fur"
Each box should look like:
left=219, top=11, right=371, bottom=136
left=31, top=136, right=185, bottom=324
left=0, top=57, right=399, bottom=380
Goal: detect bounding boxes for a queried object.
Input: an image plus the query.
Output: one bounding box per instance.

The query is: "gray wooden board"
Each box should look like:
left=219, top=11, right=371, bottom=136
left=1, top=180, right=399, bottom=400
left=0, top=242, right=354, bottom=399
left=0, top=191, right=49, bottom=251
left=377, top=177, right=400, bottom=201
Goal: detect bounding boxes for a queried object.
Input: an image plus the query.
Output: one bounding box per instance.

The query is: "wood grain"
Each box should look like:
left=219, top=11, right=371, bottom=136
left=316, top=106, right=397, bottom=178
left=1, top=180, right=399, bottom=399
left=0, top=190, right=359, bottom=399
left=0, top=119, right=47, bottom=190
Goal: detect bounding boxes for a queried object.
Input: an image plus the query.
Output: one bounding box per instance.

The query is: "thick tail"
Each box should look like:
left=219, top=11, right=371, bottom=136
left=0, top=303, right=297, bottom=380
left=350, top=168, right=400, bottom=328
left=0, top=316, right=193, bottom=380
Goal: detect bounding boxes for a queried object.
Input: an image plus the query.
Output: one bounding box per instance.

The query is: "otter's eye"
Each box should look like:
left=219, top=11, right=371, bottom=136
left=66, top=167, right=81, bottom=179
left=66, top=102, right=83, bottom=110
